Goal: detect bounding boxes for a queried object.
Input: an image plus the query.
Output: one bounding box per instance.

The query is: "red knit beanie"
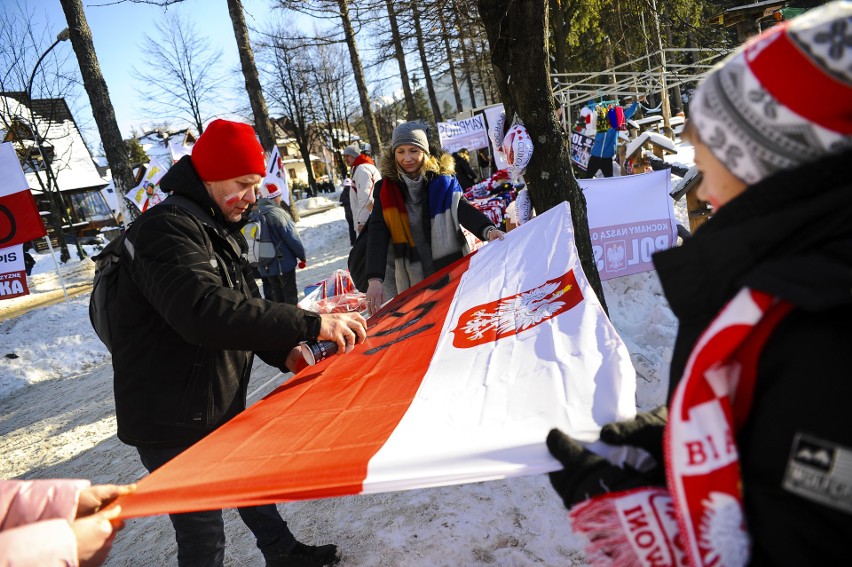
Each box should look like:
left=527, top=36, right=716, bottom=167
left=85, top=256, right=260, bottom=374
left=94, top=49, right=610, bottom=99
left=190, top=119, right=266, bottom=181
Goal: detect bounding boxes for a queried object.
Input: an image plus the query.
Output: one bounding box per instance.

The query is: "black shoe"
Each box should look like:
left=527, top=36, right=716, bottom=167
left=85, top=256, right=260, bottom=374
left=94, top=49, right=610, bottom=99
left=265, top=542, right=339, bottom=567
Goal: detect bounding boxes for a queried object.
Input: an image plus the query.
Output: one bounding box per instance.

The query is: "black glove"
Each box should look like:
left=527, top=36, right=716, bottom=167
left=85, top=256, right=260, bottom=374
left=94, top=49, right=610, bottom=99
left=546, top=406, right=668, bottom=510
left=546, top=429, right=650, bottom=509
left=600, top=405, right=667, bottom=467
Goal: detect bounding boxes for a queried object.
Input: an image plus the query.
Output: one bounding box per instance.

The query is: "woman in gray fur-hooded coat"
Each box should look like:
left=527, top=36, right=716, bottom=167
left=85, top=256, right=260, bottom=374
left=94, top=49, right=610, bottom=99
left=364, top=121, right=504, bottom=315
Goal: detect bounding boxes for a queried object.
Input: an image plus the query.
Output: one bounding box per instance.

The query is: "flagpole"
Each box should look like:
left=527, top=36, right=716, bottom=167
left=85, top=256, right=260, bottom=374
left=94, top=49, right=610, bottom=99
left=43, top=234, right=70, bottom=303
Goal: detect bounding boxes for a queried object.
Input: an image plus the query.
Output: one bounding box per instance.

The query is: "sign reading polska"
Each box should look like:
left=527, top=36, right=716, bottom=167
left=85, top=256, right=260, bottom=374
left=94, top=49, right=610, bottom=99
left=579, top=169, right=678, bottom=281
left=0, top=244, right=29, bottom=300
left=437, top=114, right=489, bottom=153
left=590, top=220, right=673, bottom=278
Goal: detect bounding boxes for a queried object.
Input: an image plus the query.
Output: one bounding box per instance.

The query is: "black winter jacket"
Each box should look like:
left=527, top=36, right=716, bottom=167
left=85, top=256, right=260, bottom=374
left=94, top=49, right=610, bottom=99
left=653, top=150, right=852, bottom=565
left=112, top=156, right=321, bottom=448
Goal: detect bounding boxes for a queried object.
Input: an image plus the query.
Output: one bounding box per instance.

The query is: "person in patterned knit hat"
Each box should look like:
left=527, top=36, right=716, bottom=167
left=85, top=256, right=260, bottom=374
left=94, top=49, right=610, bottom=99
left=545, top=3, right=852, bottom=566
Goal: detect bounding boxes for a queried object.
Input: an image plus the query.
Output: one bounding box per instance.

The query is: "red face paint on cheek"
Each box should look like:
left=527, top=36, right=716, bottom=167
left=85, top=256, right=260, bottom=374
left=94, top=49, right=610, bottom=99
left=224, top=193, right=242, bottom=206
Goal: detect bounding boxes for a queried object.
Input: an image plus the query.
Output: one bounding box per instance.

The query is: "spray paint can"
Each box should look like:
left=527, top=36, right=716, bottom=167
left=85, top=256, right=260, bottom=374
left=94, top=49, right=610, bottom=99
left=299, top=340, right=339, bottom=366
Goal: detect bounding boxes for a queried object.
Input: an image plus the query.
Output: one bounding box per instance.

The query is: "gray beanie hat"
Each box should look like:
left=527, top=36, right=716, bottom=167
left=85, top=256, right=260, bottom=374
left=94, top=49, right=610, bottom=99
left=342, top=144, right=361, bottom=158
left=391, top=121, right=430, bottom=153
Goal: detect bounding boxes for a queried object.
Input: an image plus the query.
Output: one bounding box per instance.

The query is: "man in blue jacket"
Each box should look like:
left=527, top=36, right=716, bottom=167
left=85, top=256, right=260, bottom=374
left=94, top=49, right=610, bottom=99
left=583, top=98, right=640, bottom=179
left=254, top=181, right=307, bottom=305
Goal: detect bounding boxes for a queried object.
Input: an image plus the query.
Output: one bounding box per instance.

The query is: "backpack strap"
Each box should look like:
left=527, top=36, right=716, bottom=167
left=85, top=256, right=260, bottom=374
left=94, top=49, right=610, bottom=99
left=162, top=194, right=216, bottom=226
left=161, top=194, right=243, bottom=259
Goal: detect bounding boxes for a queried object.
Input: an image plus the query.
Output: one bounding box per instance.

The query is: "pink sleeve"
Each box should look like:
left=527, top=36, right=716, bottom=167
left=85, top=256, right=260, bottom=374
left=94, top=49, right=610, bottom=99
left=0, top=479, right=90, bottom=530
left=0, top=518, right=78, bottom=566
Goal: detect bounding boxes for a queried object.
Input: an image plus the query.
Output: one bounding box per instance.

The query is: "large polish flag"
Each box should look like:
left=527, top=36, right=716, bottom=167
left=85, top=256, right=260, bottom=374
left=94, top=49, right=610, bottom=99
left=113, top=202, right=638, bottom=519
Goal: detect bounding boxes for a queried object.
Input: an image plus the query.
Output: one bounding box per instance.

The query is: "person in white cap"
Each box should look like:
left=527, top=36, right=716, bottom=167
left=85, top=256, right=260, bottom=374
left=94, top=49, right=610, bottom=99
left=546, top=3, right=852, bottom=565
left=342, top=143, right=380, bottom=234
left=253, top=180, right=306, bottom=305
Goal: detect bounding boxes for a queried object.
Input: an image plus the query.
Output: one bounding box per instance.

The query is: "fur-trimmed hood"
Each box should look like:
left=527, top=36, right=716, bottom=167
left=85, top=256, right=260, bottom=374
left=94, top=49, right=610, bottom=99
left=379, top=145, right=456, bottom=183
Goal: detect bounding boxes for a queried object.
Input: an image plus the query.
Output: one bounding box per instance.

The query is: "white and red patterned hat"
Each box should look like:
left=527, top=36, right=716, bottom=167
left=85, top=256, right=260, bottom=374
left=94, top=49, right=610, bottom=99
left=689, top=1, right=852, bottom=185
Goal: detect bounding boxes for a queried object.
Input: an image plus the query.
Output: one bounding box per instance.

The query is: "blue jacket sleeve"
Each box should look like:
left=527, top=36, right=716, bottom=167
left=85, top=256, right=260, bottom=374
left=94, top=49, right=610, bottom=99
left=271, top=210, right=306, bottom=261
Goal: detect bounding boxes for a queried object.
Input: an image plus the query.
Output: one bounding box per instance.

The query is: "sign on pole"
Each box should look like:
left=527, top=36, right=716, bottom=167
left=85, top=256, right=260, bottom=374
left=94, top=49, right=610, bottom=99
left=437, top=114, right=489, bottom=154
left=0, top=244, right=30, bottom=300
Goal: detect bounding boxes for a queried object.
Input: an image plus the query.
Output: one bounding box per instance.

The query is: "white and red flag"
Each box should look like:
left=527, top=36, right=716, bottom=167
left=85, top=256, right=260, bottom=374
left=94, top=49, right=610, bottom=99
left=112, top=202, right=638, bottom=518
left=265, top=145, right=290, bottom=206
left=0, top=142, right=46, bottom=247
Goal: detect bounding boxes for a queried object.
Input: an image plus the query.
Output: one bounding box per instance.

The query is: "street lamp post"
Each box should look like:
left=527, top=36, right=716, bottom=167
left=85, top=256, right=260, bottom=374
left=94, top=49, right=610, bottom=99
left=25, top=27, right=87, bottom=262
left=26, top=28, right=71, bottom=100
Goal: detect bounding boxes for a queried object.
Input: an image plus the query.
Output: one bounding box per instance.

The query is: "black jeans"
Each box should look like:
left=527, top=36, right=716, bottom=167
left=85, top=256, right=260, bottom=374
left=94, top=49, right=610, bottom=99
left=137, top=446, right=296, bottom=567
left=262, top=271, right=298, bottom=305
left=583, top=155, right=614, bottom=178
left=344, top=208, right=356, bottom=245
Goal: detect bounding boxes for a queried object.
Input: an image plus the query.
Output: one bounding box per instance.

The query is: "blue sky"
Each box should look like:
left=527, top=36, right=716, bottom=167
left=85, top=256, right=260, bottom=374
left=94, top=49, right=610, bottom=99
left=26, top=0, right=314, bottom=145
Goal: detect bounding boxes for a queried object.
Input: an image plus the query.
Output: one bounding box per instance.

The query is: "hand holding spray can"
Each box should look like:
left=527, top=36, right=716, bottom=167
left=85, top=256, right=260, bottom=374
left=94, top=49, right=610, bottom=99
left=299, top=340, right=339, bottom=366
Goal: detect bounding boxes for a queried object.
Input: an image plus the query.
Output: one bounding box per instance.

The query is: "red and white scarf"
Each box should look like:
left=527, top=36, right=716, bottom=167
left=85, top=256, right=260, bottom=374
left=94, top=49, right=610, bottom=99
left=570, top=288, right=793, bottom=566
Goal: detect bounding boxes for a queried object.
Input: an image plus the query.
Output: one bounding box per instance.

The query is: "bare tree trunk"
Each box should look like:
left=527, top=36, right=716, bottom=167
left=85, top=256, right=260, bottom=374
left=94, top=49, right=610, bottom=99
left=604, top=36, right=618, bottom=97
left=337, top=0, right=382, bottom=157
left=58, top=0, right=137, bottom=230
left=226, top=0, right=298, bottom=220
left=472, top=35, right=491, bottom=106
left=386, top=0, right=418, bottom=121
left=456, top=25, right=479, bottom=109
left=550, top=1, right=569, bottom=77
left=477, top=0, right=606, bottom=310
left=298, top=140, right=317, bottom=192
left=664, top=22, right=683, bottom=115
left=438, top=6, right=464, bottom=114
left=411, top=1, right=442, bottom=123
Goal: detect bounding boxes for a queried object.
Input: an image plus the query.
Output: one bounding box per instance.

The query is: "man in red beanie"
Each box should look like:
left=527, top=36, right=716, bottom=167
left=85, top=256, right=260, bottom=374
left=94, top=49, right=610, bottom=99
left=109, top=119, right=364, bottom=567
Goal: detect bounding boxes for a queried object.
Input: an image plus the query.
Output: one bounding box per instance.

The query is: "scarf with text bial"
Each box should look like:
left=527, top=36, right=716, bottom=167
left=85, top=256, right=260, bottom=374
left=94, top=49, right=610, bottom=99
left=569, top=288, right=793, bottom=567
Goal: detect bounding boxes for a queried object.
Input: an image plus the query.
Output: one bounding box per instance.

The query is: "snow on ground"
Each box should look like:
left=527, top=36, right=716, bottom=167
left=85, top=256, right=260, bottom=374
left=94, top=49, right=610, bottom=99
left=0, top=142, right=693, bottom=566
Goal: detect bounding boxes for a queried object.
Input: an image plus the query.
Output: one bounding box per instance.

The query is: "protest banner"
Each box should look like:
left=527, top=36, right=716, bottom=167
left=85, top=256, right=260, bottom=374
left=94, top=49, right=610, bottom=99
left=482, top=104, right=509, bottom=170
left=437, top=114, right=489, bottom=154
left=0, top=244, right=29, bottom=300
left=580, top=170, right=678, bottom=280
left=570, top=131, right=594, bottom=171
left=127, top=158, right=169, bottom=212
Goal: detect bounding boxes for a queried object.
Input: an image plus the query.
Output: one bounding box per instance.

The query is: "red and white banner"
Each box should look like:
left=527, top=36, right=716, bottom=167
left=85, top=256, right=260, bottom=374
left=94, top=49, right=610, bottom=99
left=0, top=142, right=46, bottom=247
left=111, top=202, right=639, bottom=519
left=127, top=159, right=169, bottom=212
left=579, top=170, right=678, bottom=280
left=0, top=244, right=30, bottom=300
left=265, top=145, right=290, bottom=206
